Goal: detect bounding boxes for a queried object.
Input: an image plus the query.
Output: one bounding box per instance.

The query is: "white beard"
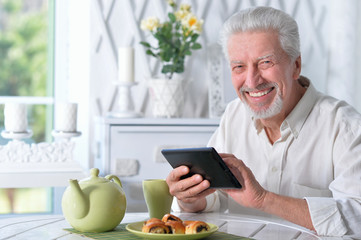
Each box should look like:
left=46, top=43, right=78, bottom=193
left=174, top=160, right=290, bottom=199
left=240, top=84, right=283, bottom=119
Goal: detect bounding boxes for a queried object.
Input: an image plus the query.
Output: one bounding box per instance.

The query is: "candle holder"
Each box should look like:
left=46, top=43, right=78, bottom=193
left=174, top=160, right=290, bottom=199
left=1, top=130, right=33, bottom=140
left=51, top=130, right=82, bottom=141
left=108, top=81, right=142, bottom=118
left=0, top=128, right=81, bottom=165
left=0, top=102, right=86, bottom=176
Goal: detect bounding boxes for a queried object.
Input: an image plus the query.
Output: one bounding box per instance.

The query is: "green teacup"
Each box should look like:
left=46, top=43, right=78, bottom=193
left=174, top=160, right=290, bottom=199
left=142, top=179, right=174, bottom=219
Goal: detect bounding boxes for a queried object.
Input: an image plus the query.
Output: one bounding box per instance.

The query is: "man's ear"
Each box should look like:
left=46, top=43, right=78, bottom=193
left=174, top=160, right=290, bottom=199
left=293, top=56, right=301, bottom=80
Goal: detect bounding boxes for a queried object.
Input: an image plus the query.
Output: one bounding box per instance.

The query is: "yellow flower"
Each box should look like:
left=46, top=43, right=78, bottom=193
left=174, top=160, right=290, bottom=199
left=175, top=10, right=188, bottom=21
left=181, top=14, right=203, bottom=33
left=192, top=18, right=204, bottom=33
left=140, top=17, right=160, bottom=31
left=166, top=0, right=176, bottom=8
left=175, top=4, right=192, bottom=21
left=179, top=3, right=191, bottom=12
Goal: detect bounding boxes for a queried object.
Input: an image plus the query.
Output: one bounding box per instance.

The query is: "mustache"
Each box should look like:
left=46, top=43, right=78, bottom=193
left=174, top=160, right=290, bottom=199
left=240, top=83, right=278, bottom=93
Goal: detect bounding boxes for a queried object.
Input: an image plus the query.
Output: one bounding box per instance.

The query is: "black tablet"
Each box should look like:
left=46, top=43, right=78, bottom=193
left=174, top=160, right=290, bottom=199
left=161, top=147, right=242, bottom=189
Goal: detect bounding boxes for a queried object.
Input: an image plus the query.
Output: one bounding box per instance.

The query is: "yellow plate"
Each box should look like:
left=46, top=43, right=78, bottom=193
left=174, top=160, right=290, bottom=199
left=126, top=221, right=218, bottom=240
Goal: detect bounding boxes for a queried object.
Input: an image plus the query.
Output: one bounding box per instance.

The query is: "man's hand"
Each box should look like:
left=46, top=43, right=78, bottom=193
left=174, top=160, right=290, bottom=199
left=220, top=153, right=315, bottom=231
left=166, top=165, right=215, bottom=212
left=220, top=153, right=267, bottom=210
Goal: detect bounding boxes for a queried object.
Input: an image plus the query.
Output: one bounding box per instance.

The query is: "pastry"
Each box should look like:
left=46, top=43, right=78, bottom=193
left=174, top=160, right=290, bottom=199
left=144, top=218, right=163, bottom=225
left=142, top=214, right=211, bottom=234
left=165, top=220, right=185, bottom=234
left=185, top=221, right=210, bottom=234
left=161, top=213, right=182, bottom=223
left=142, top=222, right=171, bottom=234
left=182, top=220, right=194, bottom=226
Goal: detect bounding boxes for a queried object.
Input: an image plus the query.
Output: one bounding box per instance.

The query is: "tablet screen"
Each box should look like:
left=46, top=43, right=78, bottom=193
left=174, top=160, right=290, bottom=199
left=161, top=147, right=242, bottom=188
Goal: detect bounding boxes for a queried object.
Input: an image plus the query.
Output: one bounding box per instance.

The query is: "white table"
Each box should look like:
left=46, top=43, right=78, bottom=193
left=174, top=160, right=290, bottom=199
left=0, top=212, right=344, bottom=240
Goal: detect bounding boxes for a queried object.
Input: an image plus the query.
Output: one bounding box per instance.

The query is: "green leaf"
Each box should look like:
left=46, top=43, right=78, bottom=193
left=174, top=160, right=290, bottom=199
left=183, top=42, right=191, bottom=50
left=175, top=22, right=181, bottom=30
left=191, top=43, right=202, bottom=50
left=164, top=54, right=172, bottom=62
left=168, top=13, right=176, bottom=22
left=139, top=41, right=151, bottom=48
left=175, top=66, right=184, bottom=73
left=162, top=64, right=174, bottom=74
left=146, top=49, right=156, bottom=57
left=191, top=34, right=199, bottom=42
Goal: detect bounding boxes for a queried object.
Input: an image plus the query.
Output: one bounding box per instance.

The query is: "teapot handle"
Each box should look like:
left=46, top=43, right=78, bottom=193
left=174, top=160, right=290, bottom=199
left=105, top=175, right=123, bottom=188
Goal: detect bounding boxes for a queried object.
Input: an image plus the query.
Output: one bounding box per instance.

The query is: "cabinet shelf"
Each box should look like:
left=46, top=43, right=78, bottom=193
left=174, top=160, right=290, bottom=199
left=94, top=117, right=220, bottom=212
left=100, top=117, right=220, bottom=126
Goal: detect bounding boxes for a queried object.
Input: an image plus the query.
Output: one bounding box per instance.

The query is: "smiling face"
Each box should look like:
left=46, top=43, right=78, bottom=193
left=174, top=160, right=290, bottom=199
left=228, top=31, right=302, bottom=120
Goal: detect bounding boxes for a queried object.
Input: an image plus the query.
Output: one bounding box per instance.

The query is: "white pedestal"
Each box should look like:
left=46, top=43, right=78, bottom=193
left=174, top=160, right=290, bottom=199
left=51, top=130, right=82, bottom=140
left=108, top=82, right=142, bottom=118
left=1, top=130, right=33, bottom=140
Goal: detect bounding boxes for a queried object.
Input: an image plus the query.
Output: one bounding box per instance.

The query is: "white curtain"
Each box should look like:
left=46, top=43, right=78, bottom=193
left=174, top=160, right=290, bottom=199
left=327, top=0, right=361, bottom=111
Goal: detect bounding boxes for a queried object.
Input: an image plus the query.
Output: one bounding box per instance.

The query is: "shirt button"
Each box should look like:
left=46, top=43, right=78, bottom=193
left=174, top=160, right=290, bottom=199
left=271, top=167, right=278, bottom=172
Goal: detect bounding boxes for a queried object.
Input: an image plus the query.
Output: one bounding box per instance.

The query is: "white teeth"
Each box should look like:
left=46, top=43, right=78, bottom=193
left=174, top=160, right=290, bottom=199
left=249, top=88, right=272, bottom=97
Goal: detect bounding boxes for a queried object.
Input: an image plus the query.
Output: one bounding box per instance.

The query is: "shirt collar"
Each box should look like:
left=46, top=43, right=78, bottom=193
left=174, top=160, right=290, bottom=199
left=253, top=76, right=318, bottom=138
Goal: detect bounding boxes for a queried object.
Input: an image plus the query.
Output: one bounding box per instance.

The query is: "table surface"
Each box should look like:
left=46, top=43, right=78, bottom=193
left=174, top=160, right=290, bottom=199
left=0, top=212, right=345, bottom=240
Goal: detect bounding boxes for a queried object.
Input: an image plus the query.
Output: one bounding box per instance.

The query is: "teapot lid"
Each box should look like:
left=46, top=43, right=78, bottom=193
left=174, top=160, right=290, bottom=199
left=80, top=168, right=108, bottom=184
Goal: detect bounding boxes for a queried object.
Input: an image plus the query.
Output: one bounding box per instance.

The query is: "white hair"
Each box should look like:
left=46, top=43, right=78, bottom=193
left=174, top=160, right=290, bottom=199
left=220, top=6, right=300, bottom=61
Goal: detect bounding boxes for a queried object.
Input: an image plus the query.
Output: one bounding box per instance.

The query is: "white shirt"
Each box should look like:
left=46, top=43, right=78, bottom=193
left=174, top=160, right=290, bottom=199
left=207, top=79, right=361, bottom=237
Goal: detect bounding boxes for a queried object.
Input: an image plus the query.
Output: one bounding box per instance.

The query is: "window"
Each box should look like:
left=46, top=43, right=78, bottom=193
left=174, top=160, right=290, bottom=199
left=0, top=0, right=54, bottom=215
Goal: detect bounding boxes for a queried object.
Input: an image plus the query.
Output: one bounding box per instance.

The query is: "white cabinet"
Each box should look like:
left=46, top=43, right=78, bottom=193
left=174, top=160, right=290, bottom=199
left=94, top=118, right=219, bottom=212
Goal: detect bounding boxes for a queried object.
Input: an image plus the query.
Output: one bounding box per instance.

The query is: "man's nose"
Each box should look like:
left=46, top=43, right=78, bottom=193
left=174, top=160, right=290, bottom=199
left=244, top=65, right=261, bottom=89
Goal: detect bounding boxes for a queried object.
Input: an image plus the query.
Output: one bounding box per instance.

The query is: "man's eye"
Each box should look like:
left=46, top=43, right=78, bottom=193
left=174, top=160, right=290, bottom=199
left=258, top=60, right=274, bottom=70
left=232, top=65, right=244, bottom=72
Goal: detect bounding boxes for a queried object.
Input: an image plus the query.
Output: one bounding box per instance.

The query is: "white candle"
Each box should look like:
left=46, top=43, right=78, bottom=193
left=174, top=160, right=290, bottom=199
left=55, top=103, right=78, bottom=132
left=118, top=47, right=134, bottom=83
left=4, top=103, right=28, bottom=132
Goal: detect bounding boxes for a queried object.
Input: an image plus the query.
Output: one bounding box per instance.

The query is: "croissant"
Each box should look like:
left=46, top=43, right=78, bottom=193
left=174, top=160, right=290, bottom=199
left=165, top=221, right=185, bottom=234
left=161, top=213, right=182, bottom=223
left=185, top=221, right=210, bottom=234
left=142, top=222, right=171, bottom=234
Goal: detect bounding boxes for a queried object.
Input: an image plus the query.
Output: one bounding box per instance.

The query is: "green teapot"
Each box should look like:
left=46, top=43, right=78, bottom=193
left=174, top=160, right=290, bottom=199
left=62, top=168, right=126, bottom=232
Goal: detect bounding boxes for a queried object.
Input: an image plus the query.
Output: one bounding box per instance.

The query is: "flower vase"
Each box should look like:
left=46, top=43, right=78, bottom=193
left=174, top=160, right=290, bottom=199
left=148, top=77, right=184, bottom=118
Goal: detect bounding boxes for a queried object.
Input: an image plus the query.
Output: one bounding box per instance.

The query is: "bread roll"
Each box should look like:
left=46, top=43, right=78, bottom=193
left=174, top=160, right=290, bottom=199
left=142, top=215, right=211, bottom=235
left=144, top=218, right=162, bottom=225
left=165, top=221, right=186, bottom=234
left=142, top=222, right=171, bottom=234
left=182, top=220, right=194, bottom=226
left=185, top=221, right=210, bottom=234
left=161, top=213, right=182, bottom=223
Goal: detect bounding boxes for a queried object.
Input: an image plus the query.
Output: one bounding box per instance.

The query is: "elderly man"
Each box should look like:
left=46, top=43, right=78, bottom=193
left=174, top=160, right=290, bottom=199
left=166, top=6, right=361, bottom=237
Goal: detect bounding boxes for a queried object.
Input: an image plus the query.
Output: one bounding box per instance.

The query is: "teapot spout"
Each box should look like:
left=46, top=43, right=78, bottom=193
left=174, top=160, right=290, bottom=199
left=68, top=179, right=89, bottom=219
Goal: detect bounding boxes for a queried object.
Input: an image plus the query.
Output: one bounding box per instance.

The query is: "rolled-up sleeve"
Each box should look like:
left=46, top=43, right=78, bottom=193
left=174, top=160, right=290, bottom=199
left=203, top=191, right=221, bottom=212
left=305, top=197, right=347, bottom=236
left=171, top=192, right=220, bottom=213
